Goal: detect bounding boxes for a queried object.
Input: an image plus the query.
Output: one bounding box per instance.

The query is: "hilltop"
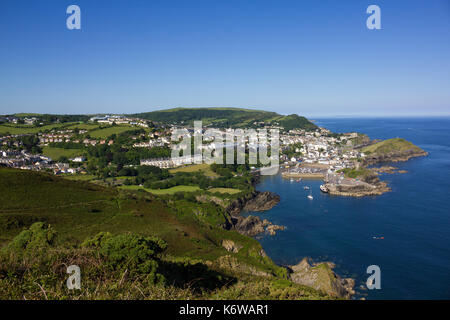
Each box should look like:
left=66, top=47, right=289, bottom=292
left=362, top=138, right=428, bottom=164
left=129, top=107, right=318, bottom=131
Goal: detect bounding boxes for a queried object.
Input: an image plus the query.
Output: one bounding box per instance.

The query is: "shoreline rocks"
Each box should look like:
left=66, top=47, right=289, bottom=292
left=325, top=181, right=391, bottom=197
left=363, top=149, right=428, bottom=166
left=287, top=258, right=355, bottom=299
left=232, top=215, right=286, bottom=237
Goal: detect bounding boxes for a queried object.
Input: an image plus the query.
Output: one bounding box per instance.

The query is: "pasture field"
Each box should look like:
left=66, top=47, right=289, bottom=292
left=65, top=123, right=101, bottom=131
left=89, top=125, right=137, bottom=138
left=0, top=123, right=72, bottom=135
left=169, top=163, right=219, bottom=178
left=120, top=185, right=200, bottom=195
left=208, top=187, right=241, bottom=194
left=42, top=147, right=84, bottom=160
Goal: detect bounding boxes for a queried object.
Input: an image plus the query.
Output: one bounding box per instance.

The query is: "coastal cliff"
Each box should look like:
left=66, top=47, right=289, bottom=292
left=288, top=258, right=355, bottom=299
left=226, top=191, right=280, bottom=215
left=362, top=138, right=428, bottom=165
left=196, top=190, right=284, bottom=236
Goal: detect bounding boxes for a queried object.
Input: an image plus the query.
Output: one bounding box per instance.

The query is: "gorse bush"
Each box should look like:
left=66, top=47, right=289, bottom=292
left=83, top=232, right=167, bottom=285
left=2, top=222, right=57, bottom=254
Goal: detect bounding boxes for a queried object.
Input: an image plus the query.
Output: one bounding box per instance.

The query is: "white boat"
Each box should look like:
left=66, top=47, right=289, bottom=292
left=303, top=186, right=310, bottom=190
left=307, top=195, right=313, bottom=200
left=320, top=185, right=328, bottom=193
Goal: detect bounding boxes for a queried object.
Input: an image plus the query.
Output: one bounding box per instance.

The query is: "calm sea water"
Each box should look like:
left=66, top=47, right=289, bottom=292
left=250, top=118, right=450, bottom=299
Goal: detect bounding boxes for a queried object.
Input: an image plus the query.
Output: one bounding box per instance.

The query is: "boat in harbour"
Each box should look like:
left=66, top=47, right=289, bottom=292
left=320, top=184, right=329, bottom=193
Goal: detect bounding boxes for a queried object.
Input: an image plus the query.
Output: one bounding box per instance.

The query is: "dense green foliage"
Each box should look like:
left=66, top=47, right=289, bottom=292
left=130, top=107, right=317, bottom=131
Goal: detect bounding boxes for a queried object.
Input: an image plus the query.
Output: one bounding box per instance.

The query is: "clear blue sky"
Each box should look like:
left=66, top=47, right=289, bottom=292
left=1, top=0, right=449, bottom=117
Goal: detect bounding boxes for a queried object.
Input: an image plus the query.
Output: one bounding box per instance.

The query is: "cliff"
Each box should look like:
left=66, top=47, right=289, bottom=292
left=288, top=258, right=355, bottom=299
left=362, top=138, right=428, bottom=165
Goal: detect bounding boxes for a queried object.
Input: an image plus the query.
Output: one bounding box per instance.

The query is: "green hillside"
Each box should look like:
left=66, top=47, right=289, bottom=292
left=362, top=138, right=424, bottom=154
left=130, top=107, right=318, bottom=131
left=0, top=167, right=333, bottom=300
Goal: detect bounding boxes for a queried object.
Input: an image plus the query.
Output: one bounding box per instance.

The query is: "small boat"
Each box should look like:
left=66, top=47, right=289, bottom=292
left=303, top=186, right=310, bottom=190
left=297, top=178, right=302, bottom=182
left=307, top=195, right=313, bottom=200
left=320, top=185, right=328, bottom=193
left=290, top=178, right=294, bottom=182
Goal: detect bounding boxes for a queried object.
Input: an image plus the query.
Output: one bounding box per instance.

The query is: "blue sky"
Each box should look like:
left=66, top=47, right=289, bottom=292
left=0, top=0, right=449, bottom=117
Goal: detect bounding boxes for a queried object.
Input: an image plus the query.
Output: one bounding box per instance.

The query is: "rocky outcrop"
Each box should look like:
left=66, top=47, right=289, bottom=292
left=288, top=258, right=355, bottom=299
left=226, top=191, right=280, bottom=215
left=233, top=215, right=285, bottom=237
left=363, top=148, right=428, bottom=166
left=325, top=181, right=391, bottom=197
left=213, top=255, right=273, bottom=277
left=222, top=239, right=242, bottom=253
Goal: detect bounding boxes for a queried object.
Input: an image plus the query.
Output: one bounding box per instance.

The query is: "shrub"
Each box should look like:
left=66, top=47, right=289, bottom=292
left=3, top=222, right=57, bottom=254
left=83, top=233, right=167, bottom=284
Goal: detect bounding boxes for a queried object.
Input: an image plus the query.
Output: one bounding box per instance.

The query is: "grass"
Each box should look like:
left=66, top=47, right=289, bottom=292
left=362, top=138, right=422, bottom=154
left=0, top=167, right=334, bottom=300
left=42, top=147, right=83, bottom=160
left=65, top=123, right=101, bottom=130
left=209, top=188, right=241, bottom=194
left=0, top=123, right=72, bottom=135
left=169, top=163, right=219, bottom=178
left=120, top=185, right=200, bottom=195
left=337, top=168, right=372, bottom=179
left=89, top=125, right=136, bottom=138
left=63, top=174, right=97, bottom=181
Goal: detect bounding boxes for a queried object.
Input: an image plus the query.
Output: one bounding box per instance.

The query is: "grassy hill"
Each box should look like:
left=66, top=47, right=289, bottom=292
left=130, top=107, right=318, bottom=131
left=362, top=138, right=424, bottom=154
left=0, top=167, right=335, bottom=300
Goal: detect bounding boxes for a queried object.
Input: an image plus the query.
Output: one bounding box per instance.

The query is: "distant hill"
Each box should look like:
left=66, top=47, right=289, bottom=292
left=129, top=107, right=318, bottom=131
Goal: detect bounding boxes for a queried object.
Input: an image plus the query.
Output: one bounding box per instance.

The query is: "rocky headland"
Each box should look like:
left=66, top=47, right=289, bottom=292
left=361, top=138, right=428, bottom=166
left=287, top=258, right=355, bottom=299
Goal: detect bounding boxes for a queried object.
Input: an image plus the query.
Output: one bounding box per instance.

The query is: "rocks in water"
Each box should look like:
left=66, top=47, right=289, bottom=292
left=233, top=215, right=285, bottom=237
left=266, top=224, right=285, bottom=236
left=222, top=239, right=242, bottom=253
left=288, top=257, right=355, bottom=299
left=372, top=166, right=398, bottom=174
left=325, top=181, right=391, bottom=197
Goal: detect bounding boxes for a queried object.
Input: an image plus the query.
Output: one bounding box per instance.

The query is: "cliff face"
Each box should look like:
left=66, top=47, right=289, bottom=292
left=363, top=148, right=428, bottom=165
left=226, top=191, right=280, bottom=215
left=288, top=258, right=355, bottom=299
left=362, top=138, right=428, bottom=165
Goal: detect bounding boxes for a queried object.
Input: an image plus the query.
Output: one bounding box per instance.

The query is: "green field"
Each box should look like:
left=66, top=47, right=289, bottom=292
left=120, top=184, right=200, bottom=195
left=63, top=174, right=97, bottom=181
left=65, top=123, right=101, bottom=130
left=209, top=187, right=241, bottom=194
left=0, top=123, right=71, bottom=135
left=169, top=163, right=219, bottom=178
left=42, top=147, right=84, bottom=160
left=89, top=125, right=137, bottom=138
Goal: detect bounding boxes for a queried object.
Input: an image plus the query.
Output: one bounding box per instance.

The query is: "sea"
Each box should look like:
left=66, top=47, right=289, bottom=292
left=249, top=117, right=450, bottom=299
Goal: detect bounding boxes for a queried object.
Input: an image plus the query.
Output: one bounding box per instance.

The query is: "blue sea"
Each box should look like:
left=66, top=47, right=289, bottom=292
left=250, top=117, right=450, bottom=299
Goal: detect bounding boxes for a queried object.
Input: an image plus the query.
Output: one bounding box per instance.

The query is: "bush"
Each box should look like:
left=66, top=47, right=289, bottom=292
left=3, top=222, right=57, bottom=254
left=83, top=233, right=167, bottom=284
